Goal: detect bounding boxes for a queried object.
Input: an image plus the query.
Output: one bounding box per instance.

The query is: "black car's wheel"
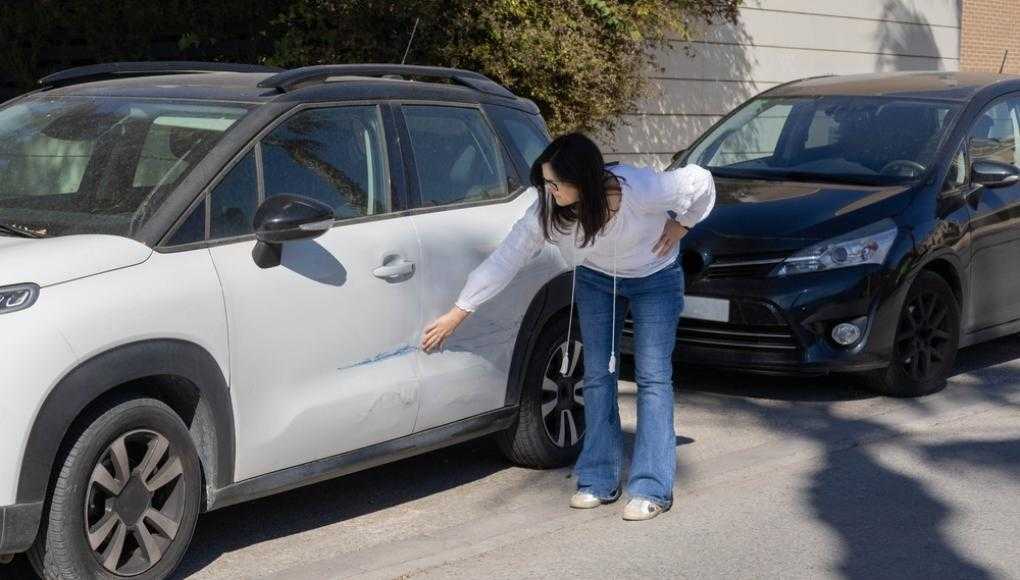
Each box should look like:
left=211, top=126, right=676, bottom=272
left=495, top=314, right=585, bottom=468
left=864, top=271, right=960, bottom=397
left=28, top=398, right=202, bottom=580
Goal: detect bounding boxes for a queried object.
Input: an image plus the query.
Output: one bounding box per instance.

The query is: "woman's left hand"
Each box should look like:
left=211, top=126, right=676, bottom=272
left=652, top=220, right=689, bottom=257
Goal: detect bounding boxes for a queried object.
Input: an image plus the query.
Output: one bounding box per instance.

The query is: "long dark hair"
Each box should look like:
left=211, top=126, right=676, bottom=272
left=530, top=132, right=622, bottom=248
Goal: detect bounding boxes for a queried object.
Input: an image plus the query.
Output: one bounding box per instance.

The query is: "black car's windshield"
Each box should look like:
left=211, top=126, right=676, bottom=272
left=686, top=96, right=961, bottom=185
left=0, top=96, right=252, bottom=238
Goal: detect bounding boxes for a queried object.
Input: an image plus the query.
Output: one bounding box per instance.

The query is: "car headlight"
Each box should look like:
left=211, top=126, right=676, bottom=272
left=771, top=219, right=899, bottom=277
left=0, top=283, right=39, bottom=314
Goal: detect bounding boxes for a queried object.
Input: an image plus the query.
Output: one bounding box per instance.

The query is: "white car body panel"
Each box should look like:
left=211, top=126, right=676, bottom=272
left=411, top=187, right=568, bottom=431
left=0, top=234, right=152, bottom=287
left=208, top=218, right=425, bottom=480
left=0, top=244, right=229, bottom=504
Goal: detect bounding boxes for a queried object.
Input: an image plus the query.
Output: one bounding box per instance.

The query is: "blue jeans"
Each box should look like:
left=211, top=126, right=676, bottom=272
left=571, top=254, right=684, bottom=508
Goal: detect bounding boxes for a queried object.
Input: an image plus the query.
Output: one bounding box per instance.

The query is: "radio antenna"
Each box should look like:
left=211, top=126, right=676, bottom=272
left=401, top=17, right=421, bottom=65
left=1000, top=49, right=1009, bottom=74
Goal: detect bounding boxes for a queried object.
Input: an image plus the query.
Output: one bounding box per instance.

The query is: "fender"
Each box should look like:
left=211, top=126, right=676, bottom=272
left=504, top=271, right=575, bottom=406
left=17, top=339, right=235, bottom=507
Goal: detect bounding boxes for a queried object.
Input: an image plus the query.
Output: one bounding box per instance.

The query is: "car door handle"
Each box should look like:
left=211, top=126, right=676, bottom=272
left=373, top=258, right=414, bottom=279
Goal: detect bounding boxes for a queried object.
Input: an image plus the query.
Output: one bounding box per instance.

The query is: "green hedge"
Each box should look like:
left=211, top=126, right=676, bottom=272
left=0, top=0, right=740, bottom=135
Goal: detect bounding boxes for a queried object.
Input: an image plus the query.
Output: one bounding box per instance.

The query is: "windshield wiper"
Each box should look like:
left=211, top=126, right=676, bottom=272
left=0, top=222, right=46, bottom=238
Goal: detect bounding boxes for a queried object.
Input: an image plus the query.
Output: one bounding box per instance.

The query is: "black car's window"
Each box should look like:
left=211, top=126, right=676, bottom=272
left=707, top=101, right=794, bottom=164
left=167, top=198, right=206, bottom=246
left=0, top=97, right=251, bottom=238
left=689, top=96, right=960, bottom=185
left=261, top=106, right=390, bottom=220
left=403, top=105, right=509, bottom=207
left=967, top=99, right=1020, bottom=167
left=942, top=147, right=968, bottom=193
left=210, top=151, right=258, bottom=239
left=485, top=105, right=550, bottom=169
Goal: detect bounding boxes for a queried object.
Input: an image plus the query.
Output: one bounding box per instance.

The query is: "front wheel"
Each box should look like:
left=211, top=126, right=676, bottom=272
left=29, top=397, right=202, bottom=580
left=863, top=271, right=960, bottom=397
left=495, top=314, right=586, bottom=468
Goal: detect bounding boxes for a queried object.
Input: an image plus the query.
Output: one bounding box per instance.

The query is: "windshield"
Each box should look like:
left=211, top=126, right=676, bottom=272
left=686, top=96, right=961, bottom=185
left=0, top=96, right=252, bottom=238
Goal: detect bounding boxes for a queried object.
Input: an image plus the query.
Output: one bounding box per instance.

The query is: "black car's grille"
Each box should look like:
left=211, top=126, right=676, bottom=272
left=674, top=320, right=798, bottom=350
left=701, top=255, right=786, bottom=279
left=623, top=298, right=800, bottom=352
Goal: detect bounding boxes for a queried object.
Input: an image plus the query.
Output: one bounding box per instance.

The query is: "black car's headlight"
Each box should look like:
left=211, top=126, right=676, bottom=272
left=771, top=219, right=899, bottom=277
left=0, top=283, right=40, bottom=314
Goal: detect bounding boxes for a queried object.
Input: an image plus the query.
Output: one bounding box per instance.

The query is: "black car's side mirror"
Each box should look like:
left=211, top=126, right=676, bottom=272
left=971, top=160, right=1020, bottom=188
left=251, top=194, right=335, bottom=269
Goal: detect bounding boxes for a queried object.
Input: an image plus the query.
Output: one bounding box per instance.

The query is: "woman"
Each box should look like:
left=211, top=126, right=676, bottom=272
left=420, top=133, right=715, bottom=521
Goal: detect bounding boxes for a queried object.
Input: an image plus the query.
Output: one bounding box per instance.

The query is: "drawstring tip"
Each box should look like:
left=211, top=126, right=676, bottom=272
left=560, top=354, right=570, bottom=376
left=608, top=353, right=616, bottom=374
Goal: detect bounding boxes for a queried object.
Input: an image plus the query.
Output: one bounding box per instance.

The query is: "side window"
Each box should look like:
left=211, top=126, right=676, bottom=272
left=261, top=106, right=390, bottom=220
left=167, top=199, right=206, bottom=245
left=707, top=103, right=793, bottom=165
left=968, top=99, right=1019, bottom=167
left=485, top=105, right=550, bottom=169
left=133, top=116, right=234, bottom=188
left=403, top=105, right=510, bottom=207
left=942, top=147, right=967, bottom=192
left=804, top=109, right=838, bottom=149
left=210, top=151, right=257, bottom=239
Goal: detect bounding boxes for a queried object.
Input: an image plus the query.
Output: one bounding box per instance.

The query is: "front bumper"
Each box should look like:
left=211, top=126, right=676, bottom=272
left=0, top=502, right=42, bottom=555
left=621, top=263, right=910, bottom=376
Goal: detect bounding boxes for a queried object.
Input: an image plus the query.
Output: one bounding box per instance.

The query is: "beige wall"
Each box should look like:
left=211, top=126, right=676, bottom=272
left=602, top=0, right=963, bottom=168
left=960, top=0, right=1020, bottom=73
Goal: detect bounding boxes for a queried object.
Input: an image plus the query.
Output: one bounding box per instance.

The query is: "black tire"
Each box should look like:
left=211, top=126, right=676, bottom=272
left=496, top=314, right=585, bottom=468
left=28, top=397, right=202, bottom=580
left=863, top=271, right=960, bottom=397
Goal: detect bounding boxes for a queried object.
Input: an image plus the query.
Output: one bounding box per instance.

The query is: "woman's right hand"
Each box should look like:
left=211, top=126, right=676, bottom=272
left=421, top=306, right=472, bottom=353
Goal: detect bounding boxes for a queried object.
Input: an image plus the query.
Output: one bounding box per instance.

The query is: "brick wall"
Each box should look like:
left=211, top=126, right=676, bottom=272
left=961, top=0, right=1020, bottom=73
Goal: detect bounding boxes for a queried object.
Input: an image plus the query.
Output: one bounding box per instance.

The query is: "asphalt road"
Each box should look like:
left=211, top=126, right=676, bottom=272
left=6, top=334, right=1020, bottom=579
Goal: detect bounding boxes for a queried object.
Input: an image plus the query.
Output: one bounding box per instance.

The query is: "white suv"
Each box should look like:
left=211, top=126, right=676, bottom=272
left=0, top=62, right=585, bottom=579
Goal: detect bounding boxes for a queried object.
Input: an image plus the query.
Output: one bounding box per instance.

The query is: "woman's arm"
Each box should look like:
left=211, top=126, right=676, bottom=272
left=423, top=192, right=546, bottom=353
left=454, top=191, right=547, bottom=313
left=626, top=163, right=717, bottom=228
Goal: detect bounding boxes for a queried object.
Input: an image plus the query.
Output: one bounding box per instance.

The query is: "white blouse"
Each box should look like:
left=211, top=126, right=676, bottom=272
left=454, top=162, right=717, bottom=314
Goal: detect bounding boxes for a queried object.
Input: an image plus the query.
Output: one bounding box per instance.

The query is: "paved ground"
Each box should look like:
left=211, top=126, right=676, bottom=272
left=6, top=335, right=1020, bottom=579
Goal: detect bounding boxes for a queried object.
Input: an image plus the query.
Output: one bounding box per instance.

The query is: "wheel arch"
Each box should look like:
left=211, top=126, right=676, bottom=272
left=17, top=339, right=235, bottom=511
left=919, top=255, right=964, bottom=307
left=505, top=271, right=576, bottom=407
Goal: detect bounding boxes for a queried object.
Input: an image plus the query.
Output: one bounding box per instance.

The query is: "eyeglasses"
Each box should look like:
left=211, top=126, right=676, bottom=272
left=543, top=178, right=569, bottom=193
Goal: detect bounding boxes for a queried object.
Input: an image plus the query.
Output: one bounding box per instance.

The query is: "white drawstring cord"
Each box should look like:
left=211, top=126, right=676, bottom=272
left=560, top=264, right=577, bottom=376
left=608, top=231, right=618, bottom=374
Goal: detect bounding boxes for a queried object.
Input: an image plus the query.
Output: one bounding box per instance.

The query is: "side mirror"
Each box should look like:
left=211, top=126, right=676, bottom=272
left=971, top=160, right=1020, bottom=188
left=251, top=194, right=335, bottom=269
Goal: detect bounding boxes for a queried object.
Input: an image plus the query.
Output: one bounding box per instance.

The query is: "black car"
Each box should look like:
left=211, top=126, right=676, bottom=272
left=628, top=72, right=1020, bottom=397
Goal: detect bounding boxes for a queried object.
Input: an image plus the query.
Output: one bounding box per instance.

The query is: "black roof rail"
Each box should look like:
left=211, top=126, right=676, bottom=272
left=38, top=61, right=284, bottom=89
left=257, top=64, right=517, bottom=98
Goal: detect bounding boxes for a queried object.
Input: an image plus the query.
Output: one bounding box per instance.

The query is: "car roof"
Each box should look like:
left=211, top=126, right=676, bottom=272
left=32, top=71, right=541, bottom=113
left=768, top=71, right=1020, bottom=102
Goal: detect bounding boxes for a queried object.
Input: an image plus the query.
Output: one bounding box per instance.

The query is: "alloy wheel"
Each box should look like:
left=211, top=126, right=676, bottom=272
left=84, top=429, right=186, bottom=576
left=541, top=339, right=586, bottom=448
left=895, top=289, right=954, bottom=383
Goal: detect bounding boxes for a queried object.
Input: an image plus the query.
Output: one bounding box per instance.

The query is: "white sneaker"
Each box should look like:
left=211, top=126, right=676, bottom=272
left=622, top=498, right=669, bottom=520
left=569, top=488, right=619, bottom=509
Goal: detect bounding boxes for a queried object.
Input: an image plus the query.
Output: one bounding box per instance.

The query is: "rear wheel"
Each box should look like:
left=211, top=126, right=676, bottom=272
left=863, top=271, right=960, bottom=397
left=496, top=314, right=585, bottom=468
left=29, top=397, right=202, bottom=580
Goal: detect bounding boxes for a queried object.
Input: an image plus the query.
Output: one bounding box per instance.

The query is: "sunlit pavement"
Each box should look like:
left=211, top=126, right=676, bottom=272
left=8, top=335, right=1020, bottom=579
